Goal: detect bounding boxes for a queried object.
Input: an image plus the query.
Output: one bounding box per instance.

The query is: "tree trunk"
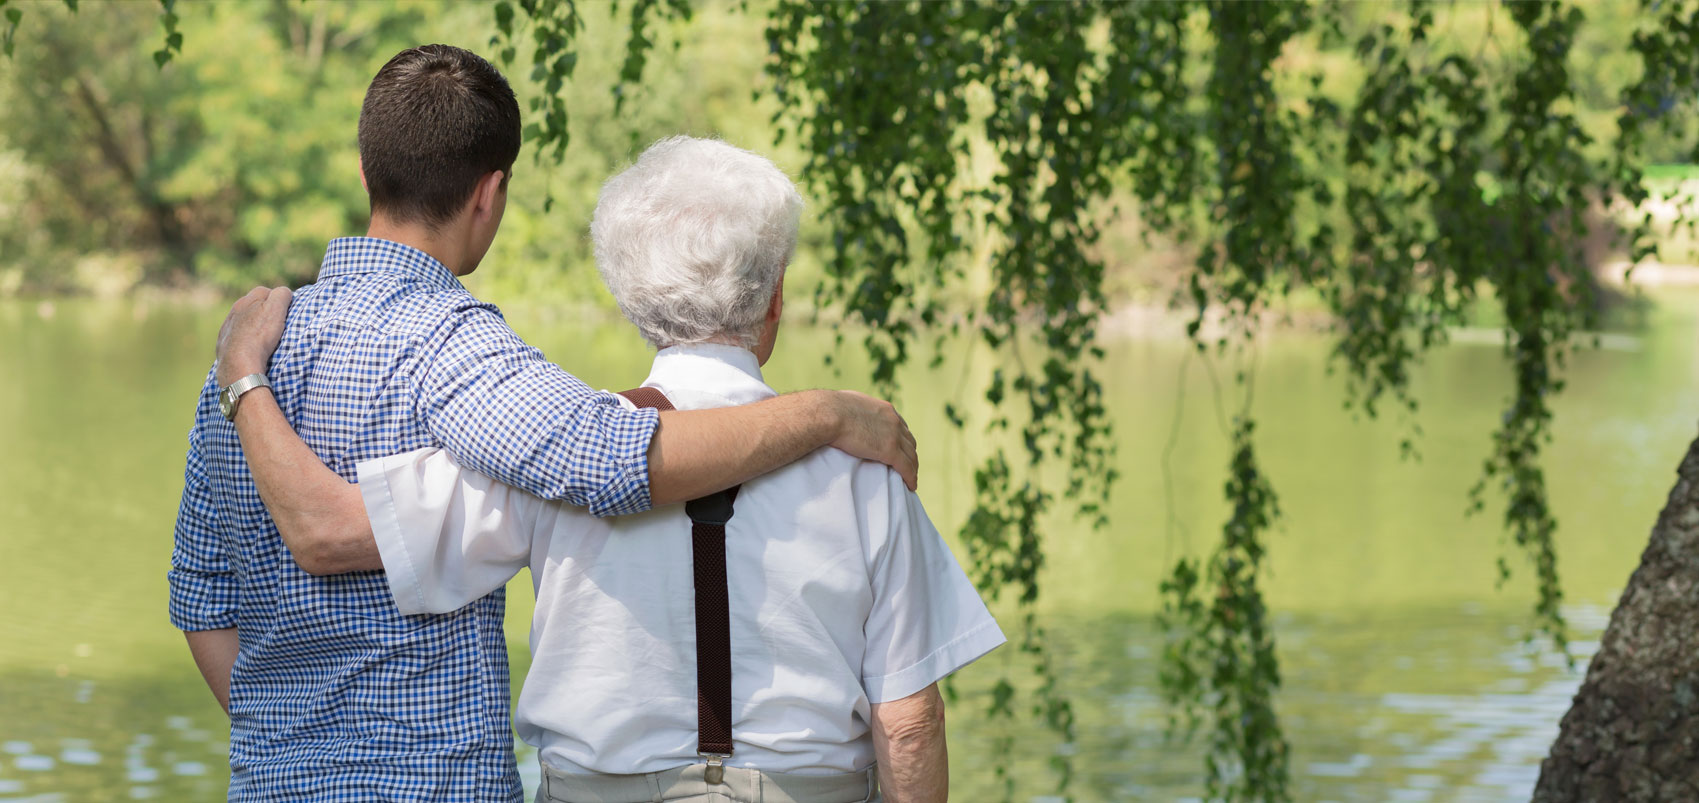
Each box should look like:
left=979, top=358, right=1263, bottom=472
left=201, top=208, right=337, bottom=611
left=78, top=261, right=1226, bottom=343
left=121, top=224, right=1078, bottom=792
left=1532, top=435, right=1699, bottom=801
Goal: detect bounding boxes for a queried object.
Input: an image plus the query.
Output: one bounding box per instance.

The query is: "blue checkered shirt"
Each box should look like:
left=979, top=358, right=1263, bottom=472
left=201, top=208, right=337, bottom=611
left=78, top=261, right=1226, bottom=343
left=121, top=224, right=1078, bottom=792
left=168, top=237, right=660, bottom=802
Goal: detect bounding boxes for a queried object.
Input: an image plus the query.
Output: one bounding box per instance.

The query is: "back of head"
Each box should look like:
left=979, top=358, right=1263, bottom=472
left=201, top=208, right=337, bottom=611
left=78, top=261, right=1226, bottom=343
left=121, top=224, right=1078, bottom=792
left=591, top=137, right=804, bottom=350
left=359, top=45, right=521, bottom=228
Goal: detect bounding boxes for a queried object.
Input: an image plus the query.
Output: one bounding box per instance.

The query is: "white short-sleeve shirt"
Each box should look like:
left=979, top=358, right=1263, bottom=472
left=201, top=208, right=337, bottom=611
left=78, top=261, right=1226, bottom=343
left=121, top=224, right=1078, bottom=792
left=356, top=343, right=1005, bottom=776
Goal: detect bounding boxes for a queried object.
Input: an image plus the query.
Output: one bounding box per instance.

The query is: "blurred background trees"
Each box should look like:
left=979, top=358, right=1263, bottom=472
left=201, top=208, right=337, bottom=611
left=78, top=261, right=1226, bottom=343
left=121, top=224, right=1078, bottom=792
left=0, top=0, right=805, bottom=302
left=6, top=1, right=1687, bottom=302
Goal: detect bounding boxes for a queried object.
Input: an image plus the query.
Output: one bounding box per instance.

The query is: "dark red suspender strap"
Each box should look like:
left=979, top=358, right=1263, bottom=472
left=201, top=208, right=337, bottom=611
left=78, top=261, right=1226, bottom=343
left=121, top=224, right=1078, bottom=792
left=619, top=386, right=675, bottom=412
left=619, top=388, right=738, bottom=757
left=684, top=486, right=738, bottom=755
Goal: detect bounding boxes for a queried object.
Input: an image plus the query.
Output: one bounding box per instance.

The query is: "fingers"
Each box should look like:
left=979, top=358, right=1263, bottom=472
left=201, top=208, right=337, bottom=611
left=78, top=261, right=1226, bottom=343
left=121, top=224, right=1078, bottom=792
left=217, top=286, right=269, bottom=359
left=234, top=285, right=267, bottom=312
left=217, top=286, right=292, bottom=383
left=827, top=390, right=921, bottom=491
left=892, top=409, right=919, bottom=491
left=897, top=446, right=918, bottom=491
left=259, top=286, right=293, bottom=321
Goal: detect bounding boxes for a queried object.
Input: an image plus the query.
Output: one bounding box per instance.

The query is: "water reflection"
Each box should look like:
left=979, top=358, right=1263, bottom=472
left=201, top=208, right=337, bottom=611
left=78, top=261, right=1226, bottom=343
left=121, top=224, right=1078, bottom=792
left=3, top=296, right=1683, bottom=800
left=0, top=671, right=228, bottom=801
left=0, top=604, right=1607, bottom=802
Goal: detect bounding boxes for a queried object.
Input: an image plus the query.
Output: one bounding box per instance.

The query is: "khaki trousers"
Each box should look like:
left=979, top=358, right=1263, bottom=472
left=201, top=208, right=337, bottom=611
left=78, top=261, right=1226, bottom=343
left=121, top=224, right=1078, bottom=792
left=539, top=762, right=880, bottom=803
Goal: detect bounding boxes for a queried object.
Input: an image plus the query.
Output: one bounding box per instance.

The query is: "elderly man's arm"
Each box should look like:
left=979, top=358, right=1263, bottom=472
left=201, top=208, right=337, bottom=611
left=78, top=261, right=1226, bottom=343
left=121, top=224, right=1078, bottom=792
left=871, top=683, right=948, bottom=802
left=211, top=288, right=377, bottom=574
left=228, top=385, right=377, bottom=574
left=858, top=460, right=1007, bottom=802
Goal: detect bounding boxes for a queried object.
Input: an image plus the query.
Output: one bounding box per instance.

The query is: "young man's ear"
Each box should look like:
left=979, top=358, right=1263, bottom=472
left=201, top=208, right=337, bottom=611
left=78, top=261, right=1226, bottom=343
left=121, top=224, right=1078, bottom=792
left=471, top=170, right=505, bottom=220
left=358, top=157, right=368, bottom=194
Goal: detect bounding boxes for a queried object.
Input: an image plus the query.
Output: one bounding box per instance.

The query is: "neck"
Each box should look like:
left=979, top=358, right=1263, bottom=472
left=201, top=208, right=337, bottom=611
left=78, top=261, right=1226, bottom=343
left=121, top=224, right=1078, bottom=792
left=660, top=338, right=769, bottom=367
left=367, top=214, right=468, bottom=275
left=660, top=339, right=751, bottom=354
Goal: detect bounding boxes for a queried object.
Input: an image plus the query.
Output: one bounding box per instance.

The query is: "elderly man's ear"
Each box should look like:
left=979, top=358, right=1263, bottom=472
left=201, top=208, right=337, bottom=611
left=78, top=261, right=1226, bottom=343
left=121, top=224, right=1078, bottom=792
left=755, top=279, right=784, bottom=365
left=767, top=280, right=783, bottom=325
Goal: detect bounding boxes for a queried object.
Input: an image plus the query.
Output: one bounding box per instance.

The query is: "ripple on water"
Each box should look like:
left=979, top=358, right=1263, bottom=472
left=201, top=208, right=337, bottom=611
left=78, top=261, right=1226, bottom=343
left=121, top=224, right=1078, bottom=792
left=59, top=748, right=99, bottom=766
left=1307, top=753, right=1371, bottom=778
left=171, top=761, right=207, bottom=776
left=14, top=754, right=54, bottom=771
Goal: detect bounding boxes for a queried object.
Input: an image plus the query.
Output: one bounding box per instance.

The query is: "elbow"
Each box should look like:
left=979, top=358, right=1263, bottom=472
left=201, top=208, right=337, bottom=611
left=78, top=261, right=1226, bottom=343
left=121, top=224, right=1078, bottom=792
left=292, top=550, right=338, bottom=576
left=880, top=702, right=945, bottom=747
left=874, top=686, right=947, bottom=751
left=289, top=542, right=338, bottom=576
left=279, top=521, right=345, bottom=576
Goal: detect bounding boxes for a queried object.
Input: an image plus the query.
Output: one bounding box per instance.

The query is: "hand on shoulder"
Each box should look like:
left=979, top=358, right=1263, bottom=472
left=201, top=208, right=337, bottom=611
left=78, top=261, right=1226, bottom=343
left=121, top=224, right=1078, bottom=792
left=216, top=286, right=293, bottom=387
left=825, top=389, right=919, bottom=491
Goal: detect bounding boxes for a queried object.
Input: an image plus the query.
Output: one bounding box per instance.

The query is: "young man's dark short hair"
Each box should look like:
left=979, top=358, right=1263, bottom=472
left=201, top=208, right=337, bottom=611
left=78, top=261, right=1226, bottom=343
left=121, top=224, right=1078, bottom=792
left=358, top=44, right=521, bottom=227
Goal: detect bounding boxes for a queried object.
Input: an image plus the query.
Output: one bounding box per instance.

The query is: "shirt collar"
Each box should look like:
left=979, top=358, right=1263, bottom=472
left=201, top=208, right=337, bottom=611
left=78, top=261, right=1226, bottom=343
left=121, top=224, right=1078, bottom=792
left=640, top=343, right=778, bottom=408
left=317, top=237, right=463, bottom=291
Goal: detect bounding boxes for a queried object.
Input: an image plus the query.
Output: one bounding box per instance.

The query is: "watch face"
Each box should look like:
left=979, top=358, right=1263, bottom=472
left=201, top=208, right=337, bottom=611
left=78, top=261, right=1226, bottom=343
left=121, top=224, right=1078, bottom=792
left=218, top=388, right=235, bottom=419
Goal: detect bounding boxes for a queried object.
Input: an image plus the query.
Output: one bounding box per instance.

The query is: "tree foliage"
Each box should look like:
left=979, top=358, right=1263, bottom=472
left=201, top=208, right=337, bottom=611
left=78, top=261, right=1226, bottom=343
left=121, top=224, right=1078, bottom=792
left=741, top=1, right=1699, bottom=799
left=0, top=1, right=444, bottom=291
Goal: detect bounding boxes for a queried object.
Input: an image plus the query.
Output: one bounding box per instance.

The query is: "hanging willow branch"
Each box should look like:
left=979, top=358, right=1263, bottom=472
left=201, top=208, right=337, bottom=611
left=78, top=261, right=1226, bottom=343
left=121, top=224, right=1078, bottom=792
left=497, top=0, right=1695, bottom=799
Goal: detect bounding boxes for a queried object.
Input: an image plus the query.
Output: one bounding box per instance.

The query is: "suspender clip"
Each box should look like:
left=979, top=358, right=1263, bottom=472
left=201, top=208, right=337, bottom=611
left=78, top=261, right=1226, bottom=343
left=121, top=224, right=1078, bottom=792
left=702, top=754, right=727, bottom=785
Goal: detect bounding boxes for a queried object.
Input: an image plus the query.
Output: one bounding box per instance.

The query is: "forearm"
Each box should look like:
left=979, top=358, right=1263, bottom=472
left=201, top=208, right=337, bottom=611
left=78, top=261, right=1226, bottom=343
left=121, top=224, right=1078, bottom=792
left=649, top=390, right=840, bottom=505
left=183, top=627, right=238, bottom=715
left=231, top=388, right=379, bottom=574
left=871, top=684, right=948, bottom=803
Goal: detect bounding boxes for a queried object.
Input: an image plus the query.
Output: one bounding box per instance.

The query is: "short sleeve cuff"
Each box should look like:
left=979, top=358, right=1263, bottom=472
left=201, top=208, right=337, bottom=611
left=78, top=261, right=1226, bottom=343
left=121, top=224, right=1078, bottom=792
left=583, top=403, right=660, bottom=518
left=167, top=571, right=239, bottom=631
left=862, top=618, right=1007, bottom=704
left=358, top=456, right=429, bottom=615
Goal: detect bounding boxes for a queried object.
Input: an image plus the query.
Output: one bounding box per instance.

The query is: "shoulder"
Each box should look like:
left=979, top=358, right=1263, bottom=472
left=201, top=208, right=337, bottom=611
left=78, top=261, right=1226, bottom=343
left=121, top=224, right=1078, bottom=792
left=747, top=449, right=913, bottom=529
left=294, top=274, right=504, bottom=341
left=757, top=446, right=889, bottom=487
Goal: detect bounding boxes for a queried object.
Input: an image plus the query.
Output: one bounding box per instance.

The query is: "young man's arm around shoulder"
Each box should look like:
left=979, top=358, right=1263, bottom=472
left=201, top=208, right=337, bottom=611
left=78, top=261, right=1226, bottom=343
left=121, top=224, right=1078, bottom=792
left=213, top=287, right=920, bottom=573
left=409, top=300, right=917, bottom=514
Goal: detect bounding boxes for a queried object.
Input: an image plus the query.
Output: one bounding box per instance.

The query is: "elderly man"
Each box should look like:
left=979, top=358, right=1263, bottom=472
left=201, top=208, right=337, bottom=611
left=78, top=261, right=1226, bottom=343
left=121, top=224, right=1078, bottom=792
left=218, top=137, right=1003, bottom=802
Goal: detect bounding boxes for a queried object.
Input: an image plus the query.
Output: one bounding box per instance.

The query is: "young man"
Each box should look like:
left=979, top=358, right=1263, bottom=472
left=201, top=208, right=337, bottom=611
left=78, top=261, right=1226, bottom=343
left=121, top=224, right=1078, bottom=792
left=172, top=48, right=917, bottom=802
left=215, top=137, right=1003, bottom=802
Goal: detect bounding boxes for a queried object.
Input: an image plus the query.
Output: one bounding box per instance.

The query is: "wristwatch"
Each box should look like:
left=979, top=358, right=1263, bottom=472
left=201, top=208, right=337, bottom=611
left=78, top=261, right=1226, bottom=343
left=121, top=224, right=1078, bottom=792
left=218, top=374, right=271, bottom=421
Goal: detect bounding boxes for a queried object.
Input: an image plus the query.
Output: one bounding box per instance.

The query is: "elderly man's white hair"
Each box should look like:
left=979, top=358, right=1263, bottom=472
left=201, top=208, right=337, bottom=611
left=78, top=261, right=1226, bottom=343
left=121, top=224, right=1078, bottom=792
left=592, top=136, right=804, bottom=351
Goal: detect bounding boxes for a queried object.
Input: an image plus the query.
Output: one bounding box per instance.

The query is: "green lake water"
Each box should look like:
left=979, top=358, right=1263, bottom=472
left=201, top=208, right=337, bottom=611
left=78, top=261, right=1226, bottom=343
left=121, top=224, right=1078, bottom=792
left=3, top=291, right=1696, bottom=802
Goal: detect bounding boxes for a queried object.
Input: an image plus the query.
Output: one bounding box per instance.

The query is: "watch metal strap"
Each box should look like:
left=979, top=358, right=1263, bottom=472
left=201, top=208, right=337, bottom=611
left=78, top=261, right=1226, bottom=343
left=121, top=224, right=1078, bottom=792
left=226, top=373, right=270, bottom=399
left=222, top=373, right=271, bottom=420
